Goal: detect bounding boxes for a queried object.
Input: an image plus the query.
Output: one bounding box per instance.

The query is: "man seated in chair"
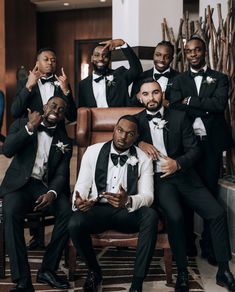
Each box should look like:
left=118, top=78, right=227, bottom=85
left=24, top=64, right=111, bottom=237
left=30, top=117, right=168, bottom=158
left=69, top=115, right=158, bottom=292
left=134, top=78, right=235, bottom=292
left=0, top=96, right=72, bottom=292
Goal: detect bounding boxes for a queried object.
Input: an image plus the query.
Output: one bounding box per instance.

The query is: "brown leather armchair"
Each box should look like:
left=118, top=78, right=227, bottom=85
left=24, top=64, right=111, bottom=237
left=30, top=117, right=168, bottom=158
left=67, top=107, right=173, bottom=284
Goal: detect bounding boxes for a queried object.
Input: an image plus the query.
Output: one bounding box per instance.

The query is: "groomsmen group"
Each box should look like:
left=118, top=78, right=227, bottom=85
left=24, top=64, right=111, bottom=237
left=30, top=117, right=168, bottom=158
left=1, top=35, right=234, bottom=292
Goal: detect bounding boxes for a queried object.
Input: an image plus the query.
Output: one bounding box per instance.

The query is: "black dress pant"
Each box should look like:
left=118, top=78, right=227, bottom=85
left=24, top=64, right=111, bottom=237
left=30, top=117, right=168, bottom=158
left=154, top=170, right=231, bottom=269
left=68, top=204, right=158, bottom=279
left=3, top=179, right=72, bottom=282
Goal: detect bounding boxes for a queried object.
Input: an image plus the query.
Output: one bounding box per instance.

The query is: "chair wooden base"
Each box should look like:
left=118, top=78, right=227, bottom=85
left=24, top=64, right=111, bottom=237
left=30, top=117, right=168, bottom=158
left=67, top=231, right=173, bottom=284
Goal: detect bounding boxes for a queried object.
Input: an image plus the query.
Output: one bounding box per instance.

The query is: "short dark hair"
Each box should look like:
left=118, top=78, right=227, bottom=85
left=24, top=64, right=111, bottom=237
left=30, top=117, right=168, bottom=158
left=36, top=47, right=56, bottom=58
left=117, top=115, right=140, bottom=133
left=48, top=95, right=68, bottom=107
left=155, top=40, right=174, bottom=56
left=91, top=43, right=111, bottom=58
left=136, top=77, right=160, bottom=94
left=187, top=35, right=206, bottom=51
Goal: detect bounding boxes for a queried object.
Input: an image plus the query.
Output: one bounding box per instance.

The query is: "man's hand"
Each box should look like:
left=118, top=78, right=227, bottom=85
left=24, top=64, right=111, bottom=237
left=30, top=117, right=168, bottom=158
left=55, top=67, right=69, bottom=94
left=160, top=156, right=178, bottom=178
left=27, top=109, right=43, bottom=131
left=26, top=65, right=43, bottom=91
left=99, top=39, right=125, bottom=51
left=138, top=141, right=160, bottom=160
left=74, top=191, right=96, bottom=212
left=102, top=185, right=128, bottom=208
left=33, top=191, right=55, bottom=211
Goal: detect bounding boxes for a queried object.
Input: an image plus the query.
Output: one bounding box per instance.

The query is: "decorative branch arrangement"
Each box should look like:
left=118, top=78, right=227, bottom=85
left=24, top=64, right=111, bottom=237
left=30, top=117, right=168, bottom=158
left=161, top=0, right=235, bottom=175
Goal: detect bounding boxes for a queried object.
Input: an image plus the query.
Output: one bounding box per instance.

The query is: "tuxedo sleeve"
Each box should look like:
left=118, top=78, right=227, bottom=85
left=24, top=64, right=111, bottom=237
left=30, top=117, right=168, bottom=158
left=121, top=45, right=143, bottom=86
left=72, top=146, right=96, bottom=209
left=176, top=115, right=201, bottom=170
left=11, top=79, right=32, bottom=118
left=57, top=84, right=77, bottom=122
left=129, top=150, right=154, bottom=212
left=3, top=118, right=34, bottom=158
left=187, top=74, right=229, bottom=113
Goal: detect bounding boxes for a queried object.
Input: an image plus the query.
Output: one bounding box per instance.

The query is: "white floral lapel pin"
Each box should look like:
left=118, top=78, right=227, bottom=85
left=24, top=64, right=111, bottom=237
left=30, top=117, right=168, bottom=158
left=126, top=156, right=139, bottom=166
left=54, top=140, right=70, bottom=154
left=153, top=119, right=168, bottom=130
left=106, top=76, right=116, bottom=87
left=203, top=76, right=216, bottom=85
left=54, top=80, right=60, bottom=87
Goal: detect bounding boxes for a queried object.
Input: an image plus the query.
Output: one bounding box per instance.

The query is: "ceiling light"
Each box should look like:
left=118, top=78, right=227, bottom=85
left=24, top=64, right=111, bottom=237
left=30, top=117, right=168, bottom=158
left=100, top=0, right=107, bottom=2
left=64, top=2, right=70, bottom=6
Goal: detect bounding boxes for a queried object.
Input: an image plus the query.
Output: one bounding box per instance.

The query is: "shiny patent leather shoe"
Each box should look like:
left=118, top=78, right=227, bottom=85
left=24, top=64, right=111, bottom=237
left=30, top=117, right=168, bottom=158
left=36, top=269, right=70, bottom=289
left=175, top=270, right=189, bottom=292
left=83, top=270, right=102, bottom=292
left=216, top=270, right=235, bottom=291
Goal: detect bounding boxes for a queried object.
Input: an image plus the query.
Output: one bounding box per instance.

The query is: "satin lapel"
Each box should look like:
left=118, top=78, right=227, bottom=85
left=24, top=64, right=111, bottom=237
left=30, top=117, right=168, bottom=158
left=186, top=70, right=199, bottom=96
left=162, top=109, right=169, bottom=150
left=141, top=111, right=153, bottom=144
left=87, top=76, right=97, bottom=107
left=35, top=84, right=44, bottom=110
left=127, top=146, right=138, bottom=195
left=199, top=68, right=213, bottom=98
left=95, top=141, right=112, bottom=194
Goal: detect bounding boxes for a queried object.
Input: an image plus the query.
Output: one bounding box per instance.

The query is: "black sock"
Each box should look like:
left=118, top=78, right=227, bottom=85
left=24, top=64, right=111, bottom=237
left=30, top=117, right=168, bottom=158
left=218, top=261, right=229, bottom=274
left=131, top=276, right=143, bottom=291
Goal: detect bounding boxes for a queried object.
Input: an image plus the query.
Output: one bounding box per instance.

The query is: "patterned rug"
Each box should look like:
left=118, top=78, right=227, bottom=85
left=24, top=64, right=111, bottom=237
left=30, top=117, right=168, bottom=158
left=0, top=247, right=204, bottom=291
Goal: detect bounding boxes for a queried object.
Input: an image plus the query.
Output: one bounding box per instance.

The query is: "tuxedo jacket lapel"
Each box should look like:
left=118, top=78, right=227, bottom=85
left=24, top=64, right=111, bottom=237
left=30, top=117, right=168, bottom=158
left=186, top=70, right=199, bottom=96
left=85, top=76, right=98, bottom=107
left=95, top=141, right=112, bottom=194
left=162, top=109, right=169, bottom=150
left=127, top=146, right=138, bottom=195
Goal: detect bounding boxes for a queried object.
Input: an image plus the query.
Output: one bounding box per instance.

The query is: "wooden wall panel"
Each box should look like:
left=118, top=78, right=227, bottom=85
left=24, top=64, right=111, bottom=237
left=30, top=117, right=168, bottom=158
left=2, top=0, right=37, bottom=133
left=37, top=7, right=112, bottom=95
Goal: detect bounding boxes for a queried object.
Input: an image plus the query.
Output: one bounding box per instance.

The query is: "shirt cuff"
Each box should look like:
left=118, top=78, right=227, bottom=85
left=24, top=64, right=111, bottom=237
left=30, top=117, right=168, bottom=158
left=120, top=42, right=128, bottom=49
left=25, top=125, right=34, bottom=135
left=47, top=190, right=57, bottom=199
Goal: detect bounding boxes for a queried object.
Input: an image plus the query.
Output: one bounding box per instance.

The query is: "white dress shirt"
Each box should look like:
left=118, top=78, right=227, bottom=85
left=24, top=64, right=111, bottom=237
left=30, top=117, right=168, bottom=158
left=147, top=107, right=168, bottom=172
left=153, top=67, right=170, bottom=92
left=190, top=65, right=207, bottom=136
left=72, top=142, right=154, bottom=212
left=38, top=75, right=55, bottom=105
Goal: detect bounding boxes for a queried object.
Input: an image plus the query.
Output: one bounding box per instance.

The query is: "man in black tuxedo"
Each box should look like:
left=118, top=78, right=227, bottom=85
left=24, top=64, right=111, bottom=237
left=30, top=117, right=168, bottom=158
left=131, top=41, right=178, bottom=106
left=169, top=36, right=233, bottom=264
left=135, top=78, right=235, bottom=292
left=77, top=38, right=143, bottom=107
left=11, top=47, right=77, bottom=123
left=11, top=47, right=76, bottom=249
left=1, top=96, right=72, bottom=291
left=69, top=115, right=158, bottom=292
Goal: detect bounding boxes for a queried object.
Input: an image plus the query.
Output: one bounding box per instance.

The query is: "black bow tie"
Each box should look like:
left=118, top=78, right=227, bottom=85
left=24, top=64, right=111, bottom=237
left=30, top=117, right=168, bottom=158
left=190, top=69, right=205, bottom=78
left=40, top=76, right=55, bottom=85
left=146, top=112, right=162, bottom=121
left=94, top=74, right=113, bottom=83
left=154, top=72, right=170, bottom=80
left=37, top=124, right=56, bottom=137
left=111, top=153, right=128, bottom=166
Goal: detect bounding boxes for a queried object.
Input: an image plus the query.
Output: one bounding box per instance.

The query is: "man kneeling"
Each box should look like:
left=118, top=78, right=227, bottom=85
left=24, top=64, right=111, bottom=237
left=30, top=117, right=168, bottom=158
left=69, top=115, right=158, bottom=292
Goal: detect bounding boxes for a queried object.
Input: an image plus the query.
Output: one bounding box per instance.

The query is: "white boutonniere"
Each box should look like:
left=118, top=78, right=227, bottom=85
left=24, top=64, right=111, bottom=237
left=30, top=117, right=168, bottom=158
left=54, top=80, right=60, bottom=87
left=203, top=76, right=216, bottom=85
left=126, top=156, right=139, bottom=166
left=53, top=140, right=70, bottom=154
left=153, top=119, right=168, bottom=130
left=106, top=75, right=116, bottom=87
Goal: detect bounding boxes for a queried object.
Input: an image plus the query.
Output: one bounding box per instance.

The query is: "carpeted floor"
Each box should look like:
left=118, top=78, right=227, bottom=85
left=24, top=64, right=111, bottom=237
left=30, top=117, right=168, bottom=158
left=0, top=247, right=204, bottom=292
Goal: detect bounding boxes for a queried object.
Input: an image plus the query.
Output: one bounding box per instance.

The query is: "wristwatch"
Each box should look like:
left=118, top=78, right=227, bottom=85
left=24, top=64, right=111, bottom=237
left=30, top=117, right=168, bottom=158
left=125, top=197, right=132, bottom=209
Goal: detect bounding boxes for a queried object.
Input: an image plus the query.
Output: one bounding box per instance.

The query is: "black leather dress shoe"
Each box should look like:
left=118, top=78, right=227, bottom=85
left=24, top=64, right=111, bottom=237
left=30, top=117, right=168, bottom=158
left=216, top=270, right=235, bottom=291
left=10, top=281, right=34, bottom=292
left=175, top=271, right=189, bottom=292
left=36, top=270, right=70, bottom=289
left=129, top=288, right=142, bottom=292
left=83, top=270, right=102, bottom=292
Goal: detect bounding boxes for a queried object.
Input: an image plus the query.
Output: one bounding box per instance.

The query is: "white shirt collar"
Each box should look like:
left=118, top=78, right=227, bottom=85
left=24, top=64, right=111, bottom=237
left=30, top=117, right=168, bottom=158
left=153, top=67, right=171, bottom=75
left=190, top=64, right=207, bottom=73
left=110, top=142, right=130, bottom=156
left=146, top=106, right=164, bottom=117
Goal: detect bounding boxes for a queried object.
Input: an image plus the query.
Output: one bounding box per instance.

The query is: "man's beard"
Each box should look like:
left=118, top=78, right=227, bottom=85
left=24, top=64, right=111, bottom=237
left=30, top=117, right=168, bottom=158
left=92, top=63, right=109, bottom=75
left=146, top=100, right=162, bottom=112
